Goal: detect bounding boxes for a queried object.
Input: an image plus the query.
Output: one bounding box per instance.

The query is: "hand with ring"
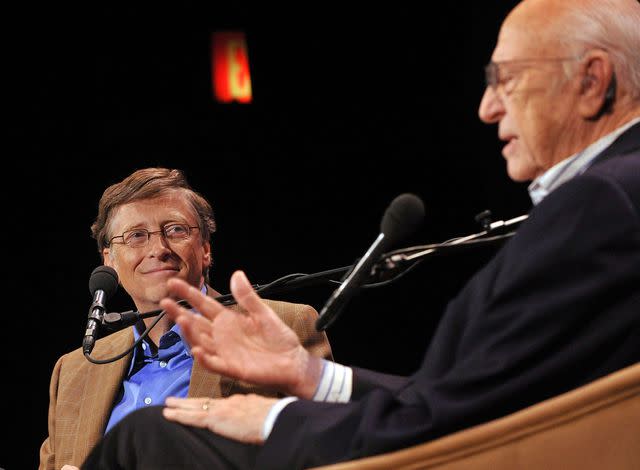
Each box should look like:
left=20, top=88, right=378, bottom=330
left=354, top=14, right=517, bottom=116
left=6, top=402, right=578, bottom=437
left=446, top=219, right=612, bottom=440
left=163, top=394, right=280, bottom=444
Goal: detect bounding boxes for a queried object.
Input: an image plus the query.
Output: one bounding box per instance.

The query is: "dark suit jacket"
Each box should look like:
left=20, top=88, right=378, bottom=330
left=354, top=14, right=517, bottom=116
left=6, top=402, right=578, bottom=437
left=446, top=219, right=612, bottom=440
left=258, top=122, right=640, bottom=469
left=39, top=287, right=332, bottom=470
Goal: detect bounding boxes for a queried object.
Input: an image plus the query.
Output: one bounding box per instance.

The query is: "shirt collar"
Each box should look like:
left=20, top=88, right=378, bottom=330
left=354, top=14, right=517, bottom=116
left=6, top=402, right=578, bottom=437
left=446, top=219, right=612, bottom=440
left=131, top=283, right=208, bottom=358
left=528, top=117, right=640, bottom=205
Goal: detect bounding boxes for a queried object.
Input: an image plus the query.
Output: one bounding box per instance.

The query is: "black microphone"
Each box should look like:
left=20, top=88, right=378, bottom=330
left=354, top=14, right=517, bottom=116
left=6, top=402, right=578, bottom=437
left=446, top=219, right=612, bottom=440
left=83, top=266, right=119, bottom=355
left=315, top=193, right=425, bottom=331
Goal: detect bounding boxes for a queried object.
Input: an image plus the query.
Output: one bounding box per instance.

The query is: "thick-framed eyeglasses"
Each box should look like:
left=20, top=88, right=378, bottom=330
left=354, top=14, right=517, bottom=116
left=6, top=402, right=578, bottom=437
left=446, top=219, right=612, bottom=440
left=484, top=56, right=581, bottom=91
left=108, top=223, right=200, bottom=248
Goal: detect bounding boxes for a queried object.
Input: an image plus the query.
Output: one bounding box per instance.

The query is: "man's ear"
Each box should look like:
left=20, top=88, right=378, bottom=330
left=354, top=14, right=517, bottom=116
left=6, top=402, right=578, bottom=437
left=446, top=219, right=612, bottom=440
left=203, top=243, right=212, bottom=268
left=578, top=49, right=615, bottom=119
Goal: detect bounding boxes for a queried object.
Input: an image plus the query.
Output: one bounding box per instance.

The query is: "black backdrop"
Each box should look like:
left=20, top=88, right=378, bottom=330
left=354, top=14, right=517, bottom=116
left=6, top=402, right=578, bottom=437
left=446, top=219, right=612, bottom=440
left=9, top=2, right=530, bottom=468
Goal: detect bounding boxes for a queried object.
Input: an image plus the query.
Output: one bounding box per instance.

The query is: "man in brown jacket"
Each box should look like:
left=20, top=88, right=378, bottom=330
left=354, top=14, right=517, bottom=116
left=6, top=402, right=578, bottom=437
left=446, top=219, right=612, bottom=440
left=39, top=167, right=332, bottom=470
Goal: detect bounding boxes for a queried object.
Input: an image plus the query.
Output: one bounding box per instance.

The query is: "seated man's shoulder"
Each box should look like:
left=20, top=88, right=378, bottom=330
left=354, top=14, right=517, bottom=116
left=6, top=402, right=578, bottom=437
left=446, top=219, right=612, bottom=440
left=590, top=152, right=640, bottom=194
left=258, top=298, right=319, bottom=322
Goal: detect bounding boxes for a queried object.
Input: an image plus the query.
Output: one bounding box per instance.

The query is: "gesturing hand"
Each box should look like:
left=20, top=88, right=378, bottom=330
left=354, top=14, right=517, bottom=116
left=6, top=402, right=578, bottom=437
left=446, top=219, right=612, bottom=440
left=160, top=271, right=322, bottom=398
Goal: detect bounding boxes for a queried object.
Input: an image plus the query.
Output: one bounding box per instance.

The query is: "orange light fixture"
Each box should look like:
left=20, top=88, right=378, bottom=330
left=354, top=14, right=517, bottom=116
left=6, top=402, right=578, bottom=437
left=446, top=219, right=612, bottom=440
left=211, top=31, right=253, bottom=103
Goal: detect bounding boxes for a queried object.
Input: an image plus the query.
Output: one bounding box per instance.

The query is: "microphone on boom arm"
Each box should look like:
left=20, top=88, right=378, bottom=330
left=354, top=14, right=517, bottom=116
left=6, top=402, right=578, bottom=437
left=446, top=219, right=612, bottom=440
left=83, top=266, right=119, bottom=356
left=315, top=193, right=425, bottom=331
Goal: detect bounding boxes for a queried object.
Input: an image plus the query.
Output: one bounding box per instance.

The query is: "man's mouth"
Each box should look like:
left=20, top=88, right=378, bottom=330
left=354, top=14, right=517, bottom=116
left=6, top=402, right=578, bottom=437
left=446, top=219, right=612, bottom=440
left=502, top=137, right=518, bottom=158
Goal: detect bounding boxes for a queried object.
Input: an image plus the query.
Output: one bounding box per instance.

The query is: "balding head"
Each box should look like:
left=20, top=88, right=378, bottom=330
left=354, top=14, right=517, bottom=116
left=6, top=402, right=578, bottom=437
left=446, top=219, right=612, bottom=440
left=507, top=0, right=640, bottom=101
left=478, top=0, right=640, bottom=182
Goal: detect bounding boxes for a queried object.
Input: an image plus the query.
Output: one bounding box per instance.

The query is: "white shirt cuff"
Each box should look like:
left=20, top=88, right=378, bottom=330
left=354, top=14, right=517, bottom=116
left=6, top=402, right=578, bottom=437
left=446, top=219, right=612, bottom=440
left=312, top=359, right=353, bottom=403
left=262, top=360, right=354, bottom=440
left=262, top=396, right=299, bottom=440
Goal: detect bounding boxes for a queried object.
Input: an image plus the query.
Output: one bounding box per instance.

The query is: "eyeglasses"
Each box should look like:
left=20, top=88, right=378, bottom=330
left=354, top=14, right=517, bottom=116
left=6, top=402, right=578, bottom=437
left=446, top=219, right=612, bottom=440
left=108, top=223, right=200, bottom=248
left=484, top=56, right=581, bottom=92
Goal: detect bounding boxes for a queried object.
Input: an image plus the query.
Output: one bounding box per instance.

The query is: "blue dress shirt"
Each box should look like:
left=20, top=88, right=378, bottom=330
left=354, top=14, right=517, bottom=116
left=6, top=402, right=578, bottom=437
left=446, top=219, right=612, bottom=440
left=104, top=314, right=194, bottom=434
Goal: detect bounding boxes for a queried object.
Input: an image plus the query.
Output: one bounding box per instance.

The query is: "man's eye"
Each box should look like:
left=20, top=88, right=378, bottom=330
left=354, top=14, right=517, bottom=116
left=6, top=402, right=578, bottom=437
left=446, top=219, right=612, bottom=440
left=165, top=225, right=188, bottom=237
left=499, top=72, right=515, bottom=85
left=127, top=230, right=148, bottom=240
left=500, top=74, right=518, bottom=93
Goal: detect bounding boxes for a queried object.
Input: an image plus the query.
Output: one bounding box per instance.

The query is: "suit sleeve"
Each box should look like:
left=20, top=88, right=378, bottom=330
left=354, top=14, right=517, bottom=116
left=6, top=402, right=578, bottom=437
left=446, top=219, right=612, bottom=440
left=256, top=170, right=640, bottom=469
left=351, top=367, right=409, bottom=398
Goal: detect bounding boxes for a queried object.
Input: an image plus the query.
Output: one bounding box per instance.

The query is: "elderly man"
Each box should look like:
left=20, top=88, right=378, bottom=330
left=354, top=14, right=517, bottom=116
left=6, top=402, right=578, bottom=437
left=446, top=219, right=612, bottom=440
left=82, top=0, right=640, bottom=468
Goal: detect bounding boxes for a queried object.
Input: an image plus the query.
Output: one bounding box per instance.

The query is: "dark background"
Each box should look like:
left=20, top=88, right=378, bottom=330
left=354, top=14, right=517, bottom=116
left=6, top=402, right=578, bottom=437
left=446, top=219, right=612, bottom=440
left=9, top=2, right=528, bottom=468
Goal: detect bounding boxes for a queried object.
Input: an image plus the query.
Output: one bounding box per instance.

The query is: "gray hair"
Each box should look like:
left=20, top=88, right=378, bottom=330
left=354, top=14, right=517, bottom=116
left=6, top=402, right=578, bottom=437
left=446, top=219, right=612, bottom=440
left=556, top=0, right=640, bottom=100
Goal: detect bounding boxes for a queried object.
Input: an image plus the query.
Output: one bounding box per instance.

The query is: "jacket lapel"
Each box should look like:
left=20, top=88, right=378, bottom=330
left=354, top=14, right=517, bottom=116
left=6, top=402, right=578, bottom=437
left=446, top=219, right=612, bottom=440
left=188, top=360, right=223, bottom=398
left=187, top=284, right=226, bottom=398
left=73, top=330, right=133, bottom=462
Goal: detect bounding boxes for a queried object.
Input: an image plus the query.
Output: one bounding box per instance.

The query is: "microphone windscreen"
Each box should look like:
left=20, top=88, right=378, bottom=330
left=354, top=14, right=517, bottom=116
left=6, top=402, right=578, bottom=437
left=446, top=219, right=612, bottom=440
left=380, top=193, right=425, bottom=245
left=89, top=265, right=119, bottom=298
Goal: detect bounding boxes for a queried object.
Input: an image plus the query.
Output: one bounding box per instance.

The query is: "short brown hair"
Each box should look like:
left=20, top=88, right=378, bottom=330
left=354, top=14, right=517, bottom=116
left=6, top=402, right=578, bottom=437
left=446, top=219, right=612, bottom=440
left=91, top=167, right=216, bottom=253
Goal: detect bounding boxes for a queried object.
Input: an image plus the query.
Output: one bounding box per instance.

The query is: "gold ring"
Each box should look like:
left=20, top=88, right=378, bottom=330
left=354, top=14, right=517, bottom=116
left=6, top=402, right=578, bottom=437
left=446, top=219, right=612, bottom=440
left=202, top=399, right=210, bottom=411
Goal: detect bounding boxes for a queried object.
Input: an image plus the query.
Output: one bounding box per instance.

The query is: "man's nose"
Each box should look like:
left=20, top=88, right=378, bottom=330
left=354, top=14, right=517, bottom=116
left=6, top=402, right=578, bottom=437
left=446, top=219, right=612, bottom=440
left=478, top=86, right=504, bottom=124
left=147, top=231, right=172, bottom=256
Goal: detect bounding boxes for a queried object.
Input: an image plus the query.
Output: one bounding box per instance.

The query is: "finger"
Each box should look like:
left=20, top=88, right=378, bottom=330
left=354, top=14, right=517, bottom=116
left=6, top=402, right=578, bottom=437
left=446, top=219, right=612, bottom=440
left=163, top=397, right=214, bottom=429
left=161, top=298, right=209, bottom=348
left=160, top=295, right=190, bottom=322
left=165, top=278, right=227, bottom=322
left=165, top=396, right=210, bottom=410
left=191, top=347, right=229, bottom=375
left=230, top=271, right=274, bottom=318
left=162, top=407, right=210, bottom=429
left=172, top=312, right=215, bottom=349
left=189, top=330, right=218, bottom=353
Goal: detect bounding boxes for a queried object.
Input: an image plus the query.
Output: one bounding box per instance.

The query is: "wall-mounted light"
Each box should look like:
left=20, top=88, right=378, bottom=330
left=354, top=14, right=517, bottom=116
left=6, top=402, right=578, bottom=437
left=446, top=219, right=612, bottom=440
left=211, top=31, right=253, bottom=103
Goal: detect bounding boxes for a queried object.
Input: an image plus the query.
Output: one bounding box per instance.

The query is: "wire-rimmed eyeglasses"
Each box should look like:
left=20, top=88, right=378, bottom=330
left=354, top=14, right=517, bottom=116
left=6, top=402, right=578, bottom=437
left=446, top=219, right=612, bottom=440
left=484, top=56, right=581, bottom=91
left=108, top=223, right=200, bottom=248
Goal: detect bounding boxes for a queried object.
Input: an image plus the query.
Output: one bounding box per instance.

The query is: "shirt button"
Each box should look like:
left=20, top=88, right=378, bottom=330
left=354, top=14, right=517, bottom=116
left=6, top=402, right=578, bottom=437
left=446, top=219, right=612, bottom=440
left=141, top=343, right=147, bottom=350
left=159, top=361, right=167, bottom=368
left=144, top=397, right=152, bottom=405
